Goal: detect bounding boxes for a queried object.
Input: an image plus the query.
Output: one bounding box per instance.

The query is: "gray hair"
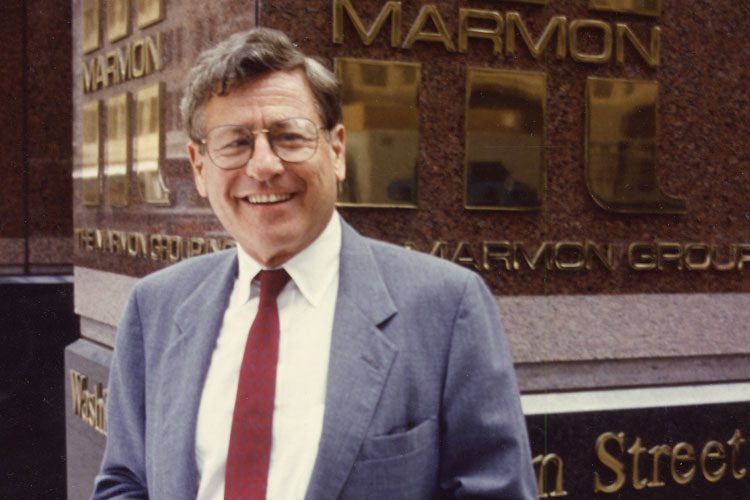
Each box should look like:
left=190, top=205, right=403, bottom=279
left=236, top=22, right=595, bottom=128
left=180, top=27, right=342, bottom=143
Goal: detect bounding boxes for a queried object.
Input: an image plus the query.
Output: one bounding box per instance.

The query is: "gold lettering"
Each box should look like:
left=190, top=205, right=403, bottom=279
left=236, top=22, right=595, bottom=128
left=569, top=19, right=612, bottom=64
left=94, top=55, right=107, bottom=90
left=514, top=241, right=552, bottom=271
left=586, top=241, right=617, bottom=271
left=110, top=230, right=127, bottom=255
left=127, top=232, right=148, bottom=258
left=647, top=444, right=671, bottom=488
left=700, top=440, right=727, bottom=483
left=458, top=8, right=504, bottom=55
left=727, top=430, right=747, bottom=480
left=532, top=453, right=568, bottom=498
left=70, top=370, right=87, bottom=416
left=628, top=242, right=656, bottom=270
left=616, top=24, right=660, bottom=68
left=554, top=241, right=585, bottom=270
left=402, top=5, right=455, bottom=51
left=483, top=241, right=512, bottom=271
left=105, top=50, right=120, bottom=86
left=150, top=234, right=168, bottom=260
left=131, top=39, right=147, bottom=78
left=147, top=33, right=162, bottom=72
left=671, top=442, right=696, bottom=485
left=82, top=57, right=98, bottom=93
left=594, top=432, right=626, bottom=493
left=115, top=46, right=130, bottom=82
left=657, top=242, right=682, bottom=271
left=207, top=238, right=225, bottom=253
left=627, top=437, right=648, bottom=490
left=737, top=244, right=750, bottom=270
left=332, top=0, right=402, bottom=47
left=711, top=245, right=737, bottom=271
left=684, top=243, right=711, bottom=271
left=452, top=242, right=480, bottom=270
left=69, top=370, right=107, bottom=435
left=188, top=237, right=205, bottom=258
left=167, top=236, right=183, bottom=262
left=505, top=12, right=566, bottom=59
left=429, top=241, right=451, bottom=260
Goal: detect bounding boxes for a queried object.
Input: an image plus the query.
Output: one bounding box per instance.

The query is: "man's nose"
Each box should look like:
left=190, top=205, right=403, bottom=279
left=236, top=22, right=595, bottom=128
left=244, top=133, right=284, bottom=181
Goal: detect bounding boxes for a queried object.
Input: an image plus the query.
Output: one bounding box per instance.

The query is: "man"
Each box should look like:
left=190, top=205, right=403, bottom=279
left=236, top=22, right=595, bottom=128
left=93, top=27, right=537, bottom=499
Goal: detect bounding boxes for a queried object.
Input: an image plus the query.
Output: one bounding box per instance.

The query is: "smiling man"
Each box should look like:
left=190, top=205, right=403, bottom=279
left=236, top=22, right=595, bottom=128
left=92, top=28, right=537, bottom=500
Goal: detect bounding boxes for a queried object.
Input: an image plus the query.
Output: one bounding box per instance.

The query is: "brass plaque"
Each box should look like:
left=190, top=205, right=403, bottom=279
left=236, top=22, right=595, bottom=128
left=82, top=0, right=100, bottom=54
left=589, top=0, right=661, bottom=17
left=82, top=101, right=101, bottom=205
left=107, top=0, right=129, bottom=43
left=106, top=93, right=130, bottom=207
left=135, top=83, right=171, bottom=204
left=136, top=0, right=164, bottom=28
left=585, top=77, right=686, bottom=213
left=335, top=58, right=420, bottom=207
left=465, top=68, right=546, bottom=210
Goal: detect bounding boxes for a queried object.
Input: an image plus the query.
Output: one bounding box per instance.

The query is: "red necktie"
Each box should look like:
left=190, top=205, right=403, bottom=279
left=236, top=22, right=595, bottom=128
left=225, top=269, right=290, bottom=500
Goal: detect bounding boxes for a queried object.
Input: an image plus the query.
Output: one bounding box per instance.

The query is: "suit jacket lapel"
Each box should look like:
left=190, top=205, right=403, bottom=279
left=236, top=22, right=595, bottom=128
left=151, top=251, right=238, bottom=499
left=306, top=221, right=398, bottom=500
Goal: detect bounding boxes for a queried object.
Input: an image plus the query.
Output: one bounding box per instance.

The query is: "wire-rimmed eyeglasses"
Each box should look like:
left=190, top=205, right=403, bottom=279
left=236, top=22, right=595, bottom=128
left=199, top=117, right=326, bottom=169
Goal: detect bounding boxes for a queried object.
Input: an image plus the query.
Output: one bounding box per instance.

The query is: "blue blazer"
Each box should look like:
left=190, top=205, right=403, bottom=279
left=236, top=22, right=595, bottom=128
left=93, top=220, right=537, bottom=499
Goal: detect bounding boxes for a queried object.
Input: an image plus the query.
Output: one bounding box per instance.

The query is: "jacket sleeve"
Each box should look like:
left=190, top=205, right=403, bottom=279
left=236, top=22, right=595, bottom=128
left=438, top=273, right=538, bottom=499
left=91, top=288, right=150, bottom=499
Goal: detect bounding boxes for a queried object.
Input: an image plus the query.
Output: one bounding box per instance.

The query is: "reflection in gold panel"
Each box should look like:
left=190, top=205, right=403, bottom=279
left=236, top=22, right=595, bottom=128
left=82, top=0, right=100, bottom=54
left=107, top=0, right=129, bottom=42
left=82, top=101, right=101, bottom=205
left=106, top=93, right=130, bottom=207
left=586, top=77, right=685, bottom=213
left=335, top=58, right=420, bottom=207
left=589, top=0, right=661, bottom=17
left=137, top=0, right=164, bottom=28
left=465, top=68, right=546, bottom=210
left=135, top=83, right=171, bottom=204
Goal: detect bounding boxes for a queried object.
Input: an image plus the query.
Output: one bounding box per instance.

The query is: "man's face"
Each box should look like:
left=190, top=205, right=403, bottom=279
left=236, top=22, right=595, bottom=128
left=187, top=69, right=346, bottom=267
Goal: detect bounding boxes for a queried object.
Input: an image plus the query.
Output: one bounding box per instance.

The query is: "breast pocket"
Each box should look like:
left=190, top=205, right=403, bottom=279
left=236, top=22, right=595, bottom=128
left=340, top=418, right=439, bottom=500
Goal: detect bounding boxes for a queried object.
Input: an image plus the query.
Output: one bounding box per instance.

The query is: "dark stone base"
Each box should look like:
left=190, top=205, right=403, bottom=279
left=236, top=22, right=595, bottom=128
left=0, top=279, right=79, bottom=500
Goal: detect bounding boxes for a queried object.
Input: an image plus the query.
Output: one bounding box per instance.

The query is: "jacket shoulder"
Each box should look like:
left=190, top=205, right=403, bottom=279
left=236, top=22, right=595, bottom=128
left=133, top=248, right=236, bottom=296
left=363, top=237, right=480, bottom=292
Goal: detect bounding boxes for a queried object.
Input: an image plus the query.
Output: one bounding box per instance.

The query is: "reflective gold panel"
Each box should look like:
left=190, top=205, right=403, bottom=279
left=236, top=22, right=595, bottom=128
left=107, top=0, right=129, bottom=42
left=135, top=83, right=171, bottom=204
left=106, top=93, right=130, bottom=206
left=497, top=0, right=547, bottom=4
left=586, top=77, right=686, bottom=213
left=465, top=68, right=546, bottom=210
left=82, top=0, right=100, bottom=54
left=335, top=58, right=420, bottom=207
left=589, top=0, right=661, bottom=17
left=137, top=0, right=164, bottom=28
left=82, top=101, right=101, bottom=205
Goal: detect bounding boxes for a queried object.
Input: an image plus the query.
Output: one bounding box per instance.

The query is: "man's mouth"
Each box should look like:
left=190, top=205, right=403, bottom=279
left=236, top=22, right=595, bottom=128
left=245, top=193, right=293, bottom=204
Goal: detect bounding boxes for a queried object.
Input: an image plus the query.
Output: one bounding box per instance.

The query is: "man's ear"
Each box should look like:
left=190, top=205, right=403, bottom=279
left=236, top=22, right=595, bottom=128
left=329, top=124, right=346, bottom=182
left=187, top=142, right=208, bottom=198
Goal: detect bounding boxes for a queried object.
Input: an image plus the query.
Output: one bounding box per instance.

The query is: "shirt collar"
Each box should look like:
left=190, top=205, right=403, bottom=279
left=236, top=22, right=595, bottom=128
left=236, top=211, right=341, bottom=307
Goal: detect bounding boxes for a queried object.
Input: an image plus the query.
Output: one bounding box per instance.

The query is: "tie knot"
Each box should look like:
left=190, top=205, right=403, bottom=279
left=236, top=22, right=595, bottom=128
left=257, top=269, right=290, bottom=304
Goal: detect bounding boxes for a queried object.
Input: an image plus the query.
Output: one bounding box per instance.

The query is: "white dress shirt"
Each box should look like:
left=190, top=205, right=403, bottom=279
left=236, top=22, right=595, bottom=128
left=195, top=212, right=341, bottom=500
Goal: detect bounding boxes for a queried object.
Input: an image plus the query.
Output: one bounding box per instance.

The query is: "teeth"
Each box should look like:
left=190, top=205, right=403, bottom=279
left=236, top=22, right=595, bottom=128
left=246, top=193, right=292, bottom=204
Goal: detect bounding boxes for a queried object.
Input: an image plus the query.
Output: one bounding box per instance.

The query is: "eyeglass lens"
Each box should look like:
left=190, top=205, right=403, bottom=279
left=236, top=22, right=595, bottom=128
left=205, top=117, right=320, bottom=168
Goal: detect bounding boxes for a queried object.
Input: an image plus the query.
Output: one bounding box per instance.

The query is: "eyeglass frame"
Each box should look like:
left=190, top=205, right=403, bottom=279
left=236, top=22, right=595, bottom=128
left=197, top=117, right=330, bottom=170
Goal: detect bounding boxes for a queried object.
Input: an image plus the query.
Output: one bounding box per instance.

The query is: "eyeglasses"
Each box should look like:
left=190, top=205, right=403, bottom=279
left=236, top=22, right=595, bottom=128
left=199, top=117, right=326, bottom=169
